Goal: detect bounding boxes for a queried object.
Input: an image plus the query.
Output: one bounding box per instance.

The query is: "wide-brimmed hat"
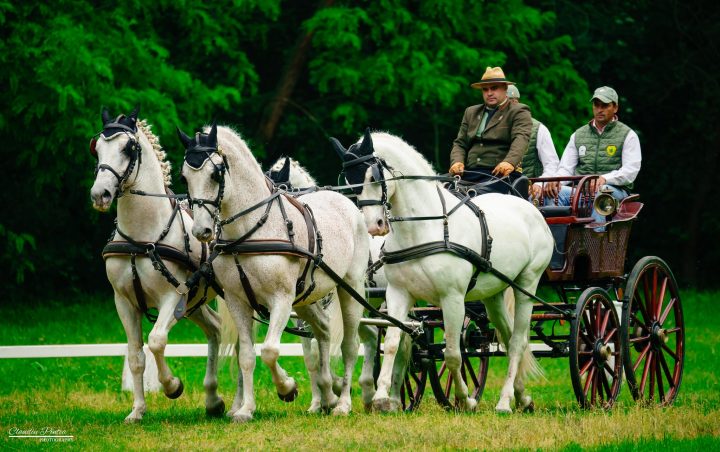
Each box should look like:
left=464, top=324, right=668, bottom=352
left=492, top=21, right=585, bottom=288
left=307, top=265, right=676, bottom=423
left=471, top=67, right=515, bottom=89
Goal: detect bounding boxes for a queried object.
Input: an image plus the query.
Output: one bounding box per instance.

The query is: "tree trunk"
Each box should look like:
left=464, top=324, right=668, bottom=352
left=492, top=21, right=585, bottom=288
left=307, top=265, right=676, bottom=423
left=257, top=0, right=334, bottom=164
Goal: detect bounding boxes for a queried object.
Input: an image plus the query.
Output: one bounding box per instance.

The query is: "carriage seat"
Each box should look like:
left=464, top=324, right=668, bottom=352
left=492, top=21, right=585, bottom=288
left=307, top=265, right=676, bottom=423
left=538, top=205, right=572, bottom=218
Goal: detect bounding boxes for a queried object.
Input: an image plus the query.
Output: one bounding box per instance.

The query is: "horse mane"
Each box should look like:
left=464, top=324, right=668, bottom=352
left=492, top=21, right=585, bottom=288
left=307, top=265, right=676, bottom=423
left=368, top=132, right=437, bottom=177
left=270, top=156, right=318, bottom=187
left=137, top=119, right=172, bottom=186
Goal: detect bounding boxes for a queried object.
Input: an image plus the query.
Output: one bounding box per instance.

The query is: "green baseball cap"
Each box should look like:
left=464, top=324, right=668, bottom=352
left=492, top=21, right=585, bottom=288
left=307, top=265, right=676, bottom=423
left=591, top=86, right=618, bottom=104
left=507, top=85, right=520, bottom=99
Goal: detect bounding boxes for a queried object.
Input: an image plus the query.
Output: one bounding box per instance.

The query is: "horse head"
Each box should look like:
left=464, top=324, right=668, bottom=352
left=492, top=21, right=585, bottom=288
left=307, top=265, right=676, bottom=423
left=177, top=122, right=224, bottom=242
left=90, top=105, right=141, bottom=211
left=330, top=129, right=392, bottom=236
left=267, top=156, right=292, bottom=189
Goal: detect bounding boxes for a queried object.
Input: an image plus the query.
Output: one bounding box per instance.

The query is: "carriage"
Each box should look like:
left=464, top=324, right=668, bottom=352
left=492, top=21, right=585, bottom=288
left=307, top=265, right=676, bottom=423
left=367, top=174, right=685, bottom=411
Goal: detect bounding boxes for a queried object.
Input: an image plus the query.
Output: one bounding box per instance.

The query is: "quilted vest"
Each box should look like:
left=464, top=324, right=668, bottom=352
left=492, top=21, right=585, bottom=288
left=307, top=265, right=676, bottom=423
left=574, top=120, right=633, bottom=190
left=521, top=119, right=542, bottom=177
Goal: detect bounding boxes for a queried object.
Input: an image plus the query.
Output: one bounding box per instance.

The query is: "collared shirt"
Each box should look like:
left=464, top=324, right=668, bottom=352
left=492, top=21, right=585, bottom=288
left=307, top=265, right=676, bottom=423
left=556, top=122, right=642, bottom=186
left=535, top=123, right=560, bottom=178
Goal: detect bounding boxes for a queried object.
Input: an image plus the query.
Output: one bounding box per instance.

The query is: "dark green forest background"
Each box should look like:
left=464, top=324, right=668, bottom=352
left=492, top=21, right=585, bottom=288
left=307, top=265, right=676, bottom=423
left=1, top=0, right=718, bottom=300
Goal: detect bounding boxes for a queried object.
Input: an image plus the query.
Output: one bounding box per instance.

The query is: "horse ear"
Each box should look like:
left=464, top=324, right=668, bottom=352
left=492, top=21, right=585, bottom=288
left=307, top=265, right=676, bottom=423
left=329, top=137, right=347, bottom=160
left=176, top=126, right=193, bottom=149
left=128, top=104, right=140, bottom=122
left=357, top=128, right=373, bottom=156
left=101, top=107, right=111, bottom=125
left=208, top=121, right=218, bottom=146
left=278, top=156, right=291, bottom=182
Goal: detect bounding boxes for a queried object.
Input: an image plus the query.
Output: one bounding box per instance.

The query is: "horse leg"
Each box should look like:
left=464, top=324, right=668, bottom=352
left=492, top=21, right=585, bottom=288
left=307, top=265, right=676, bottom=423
left=332, top=283, right=365, bottom=416
left=296, top=303, right=338, bottom=413
left=187, top=304, right=225, bottom=417
left=300, top=334, right=323, bottom=413
left=483, top=292, right=515, bottom=413
left=388, top=330, right=412, bottom=405
left=358, top=323, right=379, bottom=412
left=223, top=299, right=257, bottom=422
left=261, top=295, right=298, bottom=402
left=372, top=286, right=413, bottom=413
left=227, top=337, right=244, bottom=417
left=147, top=299, right=183, bottom=400
left=114, top=294, right=146, bottom=423
left=442, top=293, right=477, bottom=411
left=509, top=288, right=540, bottom=413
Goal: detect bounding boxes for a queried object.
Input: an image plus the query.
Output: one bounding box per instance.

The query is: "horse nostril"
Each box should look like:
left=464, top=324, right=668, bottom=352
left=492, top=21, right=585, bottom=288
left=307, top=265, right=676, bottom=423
left=102, top=189, right=112, bottom=201
left=377, top=219, right=384, bottom=229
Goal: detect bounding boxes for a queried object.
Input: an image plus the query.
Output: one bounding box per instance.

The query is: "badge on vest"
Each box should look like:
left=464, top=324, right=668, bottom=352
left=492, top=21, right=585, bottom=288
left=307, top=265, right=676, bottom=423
left=606, top=145, right=617, bottom=156
left=578, top=145, right=586, bottom=156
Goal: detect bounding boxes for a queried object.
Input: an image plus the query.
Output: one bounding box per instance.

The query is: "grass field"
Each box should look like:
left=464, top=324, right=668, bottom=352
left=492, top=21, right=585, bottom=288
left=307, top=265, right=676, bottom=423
left=1, top=290, right=719, bottom=450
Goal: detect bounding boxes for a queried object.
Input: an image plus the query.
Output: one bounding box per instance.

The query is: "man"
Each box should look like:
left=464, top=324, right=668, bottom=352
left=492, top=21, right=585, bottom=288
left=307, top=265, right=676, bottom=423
left=506, top=85, right=560, bottom=199
left=449, top=67, right=532, bottom=195
left=549, top=86, right=641, bottom=224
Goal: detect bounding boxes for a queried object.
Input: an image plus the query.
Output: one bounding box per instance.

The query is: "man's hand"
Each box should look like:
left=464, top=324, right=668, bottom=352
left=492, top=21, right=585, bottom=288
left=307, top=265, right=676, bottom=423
left=588, top=176, right=606, bottom=193
left=544, top=181, right=560, bottom=198
left=529, top=183, right=542, bottom=199
left=449, top=162, right=465, bottom=175
left=492, top=161, right=514, bottom=177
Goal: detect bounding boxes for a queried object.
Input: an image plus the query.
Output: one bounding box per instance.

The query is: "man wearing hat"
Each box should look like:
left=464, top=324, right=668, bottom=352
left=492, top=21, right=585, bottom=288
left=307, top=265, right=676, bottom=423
left=549, top=86, right=642, bottom=224
left=449, top=67, right=533, bottom=194
left=506, top=85, right=560, bottom=198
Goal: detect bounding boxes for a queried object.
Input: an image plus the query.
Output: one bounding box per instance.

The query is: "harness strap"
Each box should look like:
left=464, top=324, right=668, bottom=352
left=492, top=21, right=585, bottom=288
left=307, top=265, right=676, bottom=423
left=130, top=254, right=157, bottom=322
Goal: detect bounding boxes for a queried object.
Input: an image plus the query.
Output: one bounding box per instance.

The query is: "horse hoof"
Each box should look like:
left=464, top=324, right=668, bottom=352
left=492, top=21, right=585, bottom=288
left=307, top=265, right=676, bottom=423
left=278, top=384, right=298, bottom=402
left=206, top=399, right=225, bottom=417
left=232, top=413, right=253, bottom=423
left=495, top=405, right=513, bottom=415
left=522, top=401, right=535, bottom=413
left=363, top=402, right=373, bottom=413
left=307, top=403, right=322, bottom=414
left=372, top=397, right=398, bottom=413
left=165, top=379, right=184, bottom=400
left=124, top=414, right=143, bottom=424
left=331, top=404, right=351, bottom=416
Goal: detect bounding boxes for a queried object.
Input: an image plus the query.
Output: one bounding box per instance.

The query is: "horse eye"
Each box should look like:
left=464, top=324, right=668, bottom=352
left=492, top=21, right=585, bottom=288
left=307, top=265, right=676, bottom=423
left=211, top=165, right=224, bottom=182
left=179, top=175, right=187, bottom=186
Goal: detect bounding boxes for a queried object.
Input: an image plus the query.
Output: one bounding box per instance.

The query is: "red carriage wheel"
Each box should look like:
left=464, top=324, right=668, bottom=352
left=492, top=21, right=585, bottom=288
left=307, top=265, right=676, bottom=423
left=569, top=287, right=623, bottom=409
left=426, top=316, right=490, bottom=410
left=622, top=256, right=685, bottom=405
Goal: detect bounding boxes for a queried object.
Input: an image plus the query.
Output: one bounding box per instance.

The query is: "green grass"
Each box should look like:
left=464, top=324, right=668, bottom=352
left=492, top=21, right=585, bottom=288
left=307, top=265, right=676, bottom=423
left=0, top=290, right=719, bottom=450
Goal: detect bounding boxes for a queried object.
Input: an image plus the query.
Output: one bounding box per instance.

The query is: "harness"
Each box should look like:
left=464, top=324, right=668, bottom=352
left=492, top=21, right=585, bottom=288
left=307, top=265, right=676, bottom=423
left=93, top=118, right=213, bottom=322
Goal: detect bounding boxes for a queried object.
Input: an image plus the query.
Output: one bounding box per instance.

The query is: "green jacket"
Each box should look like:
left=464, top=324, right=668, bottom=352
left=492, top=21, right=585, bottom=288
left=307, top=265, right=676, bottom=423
left=574, top=120, right=633, bottom=189
left=450, top=100, right=533, bottom=169
left=521, top=119, right=542, bottom=177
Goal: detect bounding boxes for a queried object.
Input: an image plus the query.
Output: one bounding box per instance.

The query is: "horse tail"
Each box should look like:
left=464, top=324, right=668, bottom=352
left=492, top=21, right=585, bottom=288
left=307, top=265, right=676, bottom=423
left=503, top=289, right=545, bottom=381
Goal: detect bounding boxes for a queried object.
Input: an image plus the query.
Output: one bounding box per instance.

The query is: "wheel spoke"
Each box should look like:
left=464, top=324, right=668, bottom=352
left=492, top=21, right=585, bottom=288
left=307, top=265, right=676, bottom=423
left=595, top=298, right=602, bottom=335
left=591, top=367, right=598, bottom=405
left=580, top=331, right=595, bottom=348
left=464, top=359, right=479, bottom=388
left=629, top=334, right=651, bottom=344
left=651, top=268, right=658, bottom=321
left=579, top=357, right=594, bottom=376
left=583, top=366, right=595, bottom=396
left=655, top=276, right=668, bottom=320
left=600, top=368, right=612, bottom=400
left=659, top=296, right=677, bottom=325
left=660, top=342, right=679, bottom=360
left=649, top=352, right=656, bottom=400
left=633, top=342, right=652, bottom=373
left=629, top=311, right=652, bottom=335
left=641, top=273, right=653, bottom=321
left=655, top=356, right=666, bottom=402
left=664, top=327, right=682, bottom=335
left=640, top=351, right=654, bottom=398
left=600, top=309, right=611, bottom=337
left=603, top=361, right=616, bottom=376
left=582, top=309, right=596, bottom=341
left=658, top=349, right=676, bottom=388
left=602, top=327, right=618, bottom=344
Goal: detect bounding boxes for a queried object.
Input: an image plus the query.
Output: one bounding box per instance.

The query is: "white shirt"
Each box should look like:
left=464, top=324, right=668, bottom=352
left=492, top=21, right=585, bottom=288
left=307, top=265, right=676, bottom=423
left=535, top=123, right=560, bottom=178
left=555, top=122, right=642, bottom=186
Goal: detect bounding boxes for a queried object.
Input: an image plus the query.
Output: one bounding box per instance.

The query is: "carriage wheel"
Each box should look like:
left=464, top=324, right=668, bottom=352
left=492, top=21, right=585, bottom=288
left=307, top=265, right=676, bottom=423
left=622, top=256, right=685, bottom=405
left=374, top=327, right=427, bottom=412
left=569, top=287, right=623, bottom=409
left=427, top=317, right=490, bottom=410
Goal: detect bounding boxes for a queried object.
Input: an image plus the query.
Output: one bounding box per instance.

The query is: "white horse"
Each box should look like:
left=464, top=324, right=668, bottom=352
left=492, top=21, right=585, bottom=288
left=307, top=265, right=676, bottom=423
left=268, top=156, right=411, bottom=411
left=332, top=130, right=553, bottom=414
left=89, top=107, right=224, bottom=422
left=178, top=124, right=368, bottom=422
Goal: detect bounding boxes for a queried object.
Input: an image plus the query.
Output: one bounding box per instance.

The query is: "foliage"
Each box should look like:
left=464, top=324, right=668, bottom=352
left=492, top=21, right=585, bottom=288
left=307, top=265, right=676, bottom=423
left=0, top=0, right=717, bottom=298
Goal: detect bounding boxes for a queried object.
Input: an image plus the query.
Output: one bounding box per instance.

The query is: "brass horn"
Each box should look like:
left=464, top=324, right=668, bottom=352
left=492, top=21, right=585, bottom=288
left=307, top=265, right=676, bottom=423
left=593, top=190, right=618, bottom=217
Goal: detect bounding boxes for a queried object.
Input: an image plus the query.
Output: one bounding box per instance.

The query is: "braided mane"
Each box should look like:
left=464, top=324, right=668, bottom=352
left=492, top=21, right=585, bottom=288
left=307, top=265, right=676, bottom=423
left=138, top=119, right=172, bottom=186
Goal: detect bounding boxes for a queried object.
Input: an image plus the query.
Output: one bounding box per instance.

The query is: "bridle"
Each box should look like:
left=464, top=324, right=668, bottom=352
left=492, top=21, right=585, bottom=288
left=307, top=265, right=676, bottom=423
left=182, top=135, right=228, bottom=222
left=90, top=120, right=142, bottom=198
